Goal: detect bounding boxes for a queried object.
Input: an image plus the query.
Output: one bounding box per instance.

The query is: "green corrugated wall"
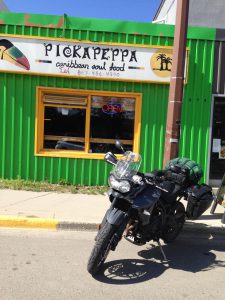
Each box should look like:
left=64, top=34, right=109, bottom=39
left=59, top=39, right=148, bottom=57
left=180, top=39, right=215, bottom=181
left=0, top=12, right=216, bottom=184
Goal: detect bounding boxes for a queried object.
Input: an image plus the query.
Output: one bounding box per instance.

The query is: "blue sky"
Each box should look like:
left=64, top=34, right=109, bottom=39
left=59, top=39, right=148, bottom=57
left=4, top=0, right=161, bottom=22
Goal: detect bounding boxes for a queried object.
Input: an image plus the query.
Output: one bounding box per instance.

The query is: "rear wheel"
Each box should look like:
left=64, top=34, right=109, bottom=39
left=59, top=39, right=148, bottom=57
left=87, top=221, right=116, bottom=275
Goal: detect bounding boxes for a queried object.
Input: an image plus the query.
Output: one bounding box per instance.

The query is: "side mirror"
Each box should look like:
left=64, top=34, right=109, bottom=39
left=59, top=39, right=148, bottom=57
left=115, top=139, right=125, bottom=153
left=104, top=152, right=117, bottom=165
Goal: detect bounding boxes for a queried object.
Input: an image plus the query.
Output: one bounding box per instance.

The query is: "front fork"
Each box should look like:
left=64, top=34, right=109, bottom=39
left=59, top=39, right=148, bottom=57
left=96, top=197, right=130, bottom=250
left=96, top=209, right=129, bottom=251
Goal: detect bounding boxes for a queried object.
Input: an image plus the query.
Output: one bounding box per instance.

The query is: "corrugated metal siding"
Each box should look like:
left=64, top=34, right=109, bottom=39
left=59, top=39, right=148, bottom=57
left=0, top=22, right=215, bottom=184
left=180, top=39, right=215, bottom=181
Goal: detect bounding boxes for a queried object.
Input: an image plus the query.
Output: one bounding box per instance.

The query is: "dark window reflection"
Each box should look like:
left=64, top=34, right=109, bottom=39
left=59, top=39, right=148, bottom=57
left=210, top=97, right=225, bottom=180
left=44, top=106, right=86, bottom=151
left=90, top=96, right=135, bottom=153
left=42, top=95, right=136, bottom=154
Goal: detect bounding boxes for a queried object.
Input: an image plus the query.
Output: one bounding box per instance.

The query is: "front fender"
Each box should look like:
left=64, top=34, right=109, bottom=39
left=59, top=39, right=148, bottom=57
left=107, top=208, right=128, bottom=226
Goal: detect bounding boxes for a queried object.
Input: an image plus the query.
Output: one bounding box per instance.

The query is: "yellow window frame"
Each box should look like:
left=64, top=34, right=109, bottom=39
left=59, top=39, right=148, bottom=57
left=35, top=86, right=142, bottom=159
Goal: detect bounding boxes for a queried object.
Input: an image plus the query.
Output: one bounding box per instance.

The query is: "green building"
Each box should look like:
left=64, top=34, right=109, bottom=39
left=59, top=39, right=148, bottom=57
left=0, top=12, right=221, bottom=186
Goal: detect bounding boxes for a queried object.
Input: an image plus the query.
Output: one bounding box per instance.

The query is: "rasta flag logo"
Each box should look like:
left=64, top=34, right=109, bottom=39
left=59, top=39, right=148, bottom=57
left=150, top=49, right=172, bottom=78
left=0, top=39, right=30, bottom=70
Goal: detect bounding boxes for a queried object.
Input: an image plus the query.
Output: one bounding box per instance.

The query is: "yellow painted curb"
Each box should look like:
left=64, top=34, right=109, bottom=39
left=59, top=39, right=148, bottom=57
left=0, top=216, right=59, bottom=229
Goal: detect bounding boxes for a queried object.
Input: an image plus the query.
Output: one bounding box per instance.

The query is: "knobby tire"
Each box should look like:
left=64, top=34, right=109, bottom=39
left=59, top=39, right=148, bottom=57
left=87, top=221, right=116, bottom=275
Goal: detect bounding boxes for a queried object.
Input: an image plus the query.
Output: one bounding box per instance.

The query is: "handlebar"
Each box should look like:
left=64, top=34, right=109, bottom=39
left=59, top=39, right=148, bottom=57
left=144, top=176, right=169, bottom=193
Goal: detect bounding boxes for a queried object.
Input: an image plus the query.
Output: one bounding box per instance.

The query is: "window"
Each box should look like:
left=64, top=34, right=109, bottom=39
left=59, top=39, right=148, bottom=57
left=35, top=87, right=142, bottom=159
left=210, top=96, right=225, bottom=181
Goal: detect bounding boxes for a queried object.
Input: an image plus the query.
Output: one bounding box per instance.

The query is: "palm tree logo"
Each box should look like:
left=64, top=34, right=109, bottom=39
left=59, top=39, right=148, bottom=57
left=150, top=49, right=173, bottom=78
left=156, top=53, right=172, bottom=71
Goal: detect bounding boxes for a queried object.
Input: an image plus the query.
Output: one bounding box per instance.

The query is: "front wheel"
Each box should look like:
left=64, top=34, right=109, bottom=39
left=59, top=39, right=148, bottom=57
left=87, top=221, right=116, bottom=275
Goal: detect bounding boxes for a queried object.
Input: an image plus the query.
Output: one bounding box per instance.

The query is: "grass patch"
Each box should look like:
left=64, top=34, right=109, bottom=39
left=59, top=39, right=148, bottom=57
left=0, top=178, right=108, bottom=195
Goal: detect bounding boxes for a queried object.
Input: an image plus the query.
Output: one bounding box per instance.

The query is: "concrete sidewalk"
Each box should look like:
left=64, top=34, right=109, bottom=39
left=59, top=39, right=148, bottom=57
left=0, top=189, right=224, bottom=233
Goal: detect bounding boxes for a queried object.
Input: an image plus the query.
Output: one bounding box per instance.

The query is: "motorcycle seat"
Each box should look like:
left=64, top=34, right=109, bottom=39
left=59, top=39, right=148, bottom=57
left=160, top=181, right=182, bottom=202
left=144, top=172, right=182, bottom=202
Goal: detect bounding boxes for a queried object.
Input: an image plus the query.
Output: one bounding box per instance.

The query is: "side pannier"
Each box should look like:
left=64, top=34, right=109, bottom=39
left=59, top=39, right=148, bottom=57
left=186, top=184, right=213, bottom=220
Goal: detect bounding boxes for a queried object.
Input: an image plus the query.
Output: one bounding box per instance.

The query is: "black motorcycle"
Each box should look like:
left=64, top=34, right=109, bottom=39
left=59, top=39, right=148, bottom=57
left=87, top=141, right=213, bottom=275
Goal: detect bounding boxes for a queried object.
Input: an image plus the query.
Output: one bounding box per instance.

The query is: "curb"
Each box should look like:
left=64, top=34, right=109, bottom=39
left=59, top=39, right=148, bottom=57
left=59, top=221, right=225, bottom=234
left=0, top=215, right=224, bottom=234
left=57, top=222, right=97, bottom=231
left=0, top=216, right=59, bottom=229
left=0, top=215, right=98, bottom=231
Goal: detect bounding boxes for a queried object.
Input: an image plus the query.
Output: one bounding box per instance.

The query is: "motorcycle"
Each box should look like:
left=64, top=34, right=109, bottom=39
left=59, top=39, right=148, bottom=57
left=87, top=140, right=213, bottom=275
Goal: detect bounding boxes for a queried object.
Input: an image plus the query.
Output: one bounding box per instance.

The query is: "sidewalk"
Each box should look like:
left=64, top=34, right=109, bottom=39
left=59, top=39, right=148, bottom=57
left=0, top=189, right=224, bottom=233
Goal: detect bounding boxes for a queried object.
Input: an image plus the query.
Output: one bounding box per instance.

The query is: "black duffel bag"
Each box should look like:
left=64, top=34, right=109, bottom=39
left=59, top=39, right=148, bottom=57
left=186, top=184, right=213, bottom=220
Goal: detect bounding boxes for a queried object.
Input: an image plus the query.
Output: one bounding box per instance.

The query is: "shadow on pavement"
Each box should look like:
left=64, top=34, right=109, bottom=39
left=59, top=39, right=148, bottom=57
left=93, top=258, right=167, bottom=284
left=93, top=230, right=225, bottom=285
left=196, top=213, right=223, bottom=220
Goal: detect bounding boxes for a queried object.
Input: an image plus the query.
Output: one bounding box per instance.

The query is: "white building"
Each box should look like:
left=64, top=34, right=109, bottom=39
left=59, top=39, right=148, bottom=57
left=153, top=0, right=225, bottom=29
left=153, top=0, right=225, bottom=186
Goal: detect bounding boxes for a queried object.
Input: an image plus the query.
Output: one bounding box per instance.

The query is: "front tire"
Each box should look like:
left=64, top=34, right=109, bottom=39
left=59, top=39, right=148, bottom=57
left=87, top=221, right=116, bottom=275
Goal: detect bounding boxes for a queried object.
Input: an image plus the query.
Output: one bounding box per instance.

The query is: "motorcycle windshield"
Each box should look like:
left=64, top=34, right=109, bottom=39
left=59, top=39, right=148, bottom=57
left=113, top=151, right=142, bottom=179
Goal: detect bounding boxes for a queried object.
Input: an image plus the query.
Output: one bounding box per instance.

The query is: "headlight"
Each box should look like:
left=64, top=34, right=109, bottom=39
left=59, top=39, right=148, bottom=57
left=109, top=175, right=131, bottom=193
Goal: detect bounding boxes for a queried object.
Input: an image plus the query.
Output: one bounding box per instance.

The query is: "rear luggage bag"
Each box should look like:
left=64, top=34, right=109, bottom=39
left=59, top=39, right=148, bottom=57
left=165, top=157, right=203, bottom=184
left=186, top=184, right=213, bottom=220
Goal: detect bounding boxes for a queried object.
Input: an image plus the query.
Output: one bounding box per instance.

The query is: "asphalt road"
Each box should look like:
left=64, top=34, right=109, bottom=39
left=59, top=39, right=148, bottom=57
left=0, top=228, right=224, bottom=300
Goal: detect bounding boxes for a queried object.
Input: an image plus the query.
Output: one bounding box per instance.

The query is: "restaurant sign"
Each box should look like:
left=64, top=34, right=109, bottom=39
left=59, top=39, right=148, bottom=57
left=0, top=35, right=188, bottom=83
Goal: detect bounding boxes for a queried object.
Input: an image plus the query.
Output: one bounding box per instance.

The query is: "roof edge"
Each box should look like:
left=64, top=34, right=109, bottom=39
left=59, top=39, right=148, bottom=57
left=0, top=11, right=216, bottom=41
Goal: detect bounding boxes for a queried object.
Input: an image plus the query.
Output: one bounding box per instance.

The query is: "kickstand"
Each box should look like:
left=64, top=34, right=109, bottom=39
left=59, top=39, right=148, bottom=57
left=156, top=239, right=169, bottom=263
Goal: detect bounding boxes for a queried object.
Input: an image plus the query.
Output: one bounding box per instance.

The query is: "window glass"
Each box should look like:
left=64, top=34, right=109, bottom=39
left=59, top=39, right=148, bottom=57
left=90, top=96, right=135, bottom=153
left=44, top=106, right=86, bottom=151
left=210, top=96, right=225, bottom=180
left=35, top=87, right=141, bottom=158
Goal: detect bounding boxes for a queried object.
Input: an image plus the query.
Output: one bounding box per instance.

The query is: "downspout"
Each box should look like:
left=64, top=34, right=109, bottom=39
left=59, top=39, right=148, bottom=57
left=163, top=0, right=189, bottom=166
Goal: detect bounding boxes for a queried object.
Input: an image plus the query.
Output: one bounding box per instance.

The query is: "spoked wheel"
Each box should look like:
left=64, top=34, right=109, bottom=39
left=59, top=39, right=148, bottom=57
left=87, top=221, right=116, bottom=275
left=162, top=202, right=186, bottom=243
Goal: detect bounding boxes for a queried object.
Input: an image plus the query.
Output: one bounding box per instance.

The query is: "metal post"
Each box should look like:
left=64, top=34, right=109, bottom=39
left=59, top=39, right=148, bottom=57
left=163, top=0, right=189, bottom=167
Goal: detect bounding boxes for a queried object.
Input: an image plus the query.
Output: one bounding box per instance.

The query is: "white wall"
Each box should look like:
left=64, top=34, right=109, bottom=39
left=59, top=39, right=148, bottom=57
left=154, top=0, right=225, bottom=29
left=153, top=0, right=176, bottom=24
left=165, top=0, right=177, bottom=24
